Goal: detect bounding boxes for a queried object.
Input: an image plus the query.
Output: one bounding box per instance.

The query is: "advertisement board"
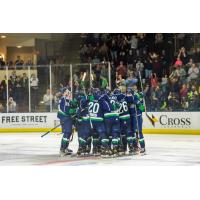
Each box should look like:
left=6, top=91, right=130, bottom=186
left=0, top=112, right=200, bottom=134
left=143, top=112, right=200, bottom=134
left=0, top=113, right=60, bottom=132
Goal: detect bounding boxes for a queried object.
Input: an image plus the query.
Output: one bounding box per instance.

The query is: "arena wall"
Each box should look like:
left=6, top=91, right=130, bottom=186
left=0, top=112, right=200, bottom=134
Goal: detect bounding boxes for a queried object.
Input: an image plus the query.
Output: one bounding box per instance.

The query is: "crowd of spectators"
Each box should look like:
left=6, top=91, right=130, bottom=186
left=0, top=55, right=34, bottom=69
left=79, top=33, right=200, bottom=111
left=0, top=71, right=62, bottom=113
left=1, top=34, right=200, bottom=112
left=0, top=71, right=32, bottom=112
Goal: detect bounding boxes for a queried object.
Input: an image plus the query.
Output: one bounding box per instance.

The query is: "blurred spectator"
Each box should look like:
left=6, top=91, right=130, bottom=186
left=43, top=89, right=54, bottom=112
left=101, top=63, right=108, bottom=78
left=152, top=56, right=162, bottom=78
left=92, top=55, right=100, bottom=64
left=21, top=73, right=29, bottom=108
left=144, top=58, right=153, bottom=79
left=168, top=92, right=180, bottom=111
left=151, top=85, right=162, bottom=111
left=155, top=33, right=163, bottom=44
left=13, top=76, right=23, bottom=106
left=187, top=63, right=199, bottom=82
left=174, top=65, right=187, bottom=84
left=53, top=92, right=61, bottom=110
left=174, top=57, right=183, bottom=68
left=25, top=59, right=33, bottom=66
left=0, top=55, right=5, bottom=68
left=160, top=50, right=170, bottom=76
left=178, top=47, right=188, bottom=65
left=116, top=61, right=127, bottom=79
left=116, top=74, right=126, bottom=91
left=93, top=33, right=100, bottom=44
left=185, top=58, right=194, bottom=73
left=155, top=33, right=164, bottom=54
left=170, top=77, right=180, bottom=94
left=143, top=84, right=151, bottom=110
left=30, top=74, right=39, bottom=111
left=110, top=38, right=118, bottom=61
left=180, top=83, right=188, bottom=100
left=187, top=85, right=199, bottom=111
left=195, top=48, right=200, bottom=63
left=0, top=75, right=13, bottom=101
left=80, top=44, right=89, bottom=62
left=161, top=74, right=168, bottom=94
left=126, top=50, right=136, bottom=70
left=10, top=70, right=17, bottom=80
left=21, top=73, right=28, bottom=89
left=15, top=56, right=24, bottom=67
left=150, top=73, right=158, bottom=89
left=93, top=64, right=102, bottom=85
left=125, top=72, right=138, bottom=88
left=136, top=58, right=144, bottom=78
left=129, top=34, right=138, bottom=55
left=8, top=97, right=17, bottom=112
left=0, top=103, right=4, bottom=113
left=99, top=43, right=109, bottom=60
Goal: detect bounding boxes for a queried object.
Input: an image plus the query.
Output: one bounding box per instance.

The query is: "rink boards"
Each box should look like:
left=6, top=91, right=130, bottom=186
left=0, top=112, right=200, bottom=134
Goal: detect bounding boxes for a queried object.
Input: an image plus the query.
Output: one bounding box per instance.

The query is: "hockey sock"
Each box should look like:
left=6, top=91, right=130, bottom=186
left=61, top=137, right=69, bottom=150
left=132, top=133, right=138, bottom=147
left=121, top=134, right=127, bottom=150
left=108, top=136, right=112, bottom=149
left=78, top=137, right=87, bottom=147
left=127, top=136, right=133, bottom=145
left=138, top=133, right=145, bottom=149
left=87, top=137, right=92, bottom=146
left=112, top=138, right=119, bottom=147
left=101, top=139, right=109, bottom=147
left=93, top=138, right=100, bottom=148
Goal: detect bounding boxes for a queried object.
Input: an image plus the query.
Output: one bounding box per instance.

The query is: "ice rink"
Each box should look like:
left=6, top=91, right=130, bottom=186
left=0, top=132, right=200, bottom=166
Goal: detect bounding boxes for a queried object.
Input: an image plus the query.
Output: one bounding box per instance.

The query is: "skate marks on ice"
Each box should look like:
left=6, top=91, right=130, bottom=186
left=0, top=133, right=200, bottom=166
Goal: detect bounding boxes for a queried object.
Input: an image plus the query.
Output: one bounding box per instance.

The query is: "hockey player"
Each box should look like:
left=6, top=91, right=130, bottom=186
left=76, top=92, right=92, bottom=156
left=57, top=88, right=76, bottom=157
left=134, top=91, right=146, bottom=155
left=101, top=88, right=120, bottom=157
left=126, top=88, right=146, bottom=155
left=115, top=89, right=133, bottom=155
left=88, top=88, right=108, bottom=156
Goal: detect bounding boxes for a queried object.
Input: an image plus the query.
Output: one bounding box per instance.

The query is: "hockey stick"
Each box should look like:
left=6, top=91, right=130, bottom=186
left=41, top=122, right=63, bottom=137
left=138, top=71, right=155, bottom=127
left=41, top=113, right=78, bottom=138
left=134, top=105, right=142, bottom=151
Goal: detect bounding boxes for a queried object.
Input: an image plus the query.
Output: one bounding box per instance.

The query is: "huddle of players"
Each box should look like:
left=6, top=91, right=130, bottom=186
left=57, top=87, right=146, bottom=157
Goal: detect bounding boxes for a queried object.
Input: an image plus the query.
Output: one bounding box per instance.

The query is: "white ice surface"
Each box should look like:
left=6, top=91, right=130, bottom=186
left=0, top=133, right=200, bottom=166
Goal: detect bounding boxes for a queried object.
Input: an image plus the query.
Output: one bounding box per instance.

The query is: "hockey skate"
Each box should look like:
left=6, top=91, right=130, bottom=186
left=92, top=146, right=99, bottom=156
left=128, top=144, right=140, bottom=155
left=140, top=148, right=146, bottom=156
left=118, top=145, right=126, bottom=156
left=100, top=146, right=110, bottom=158
left=59, top=148, right=72, bottom=157
left=128, top=145, right=134, bottom=155
left=112, top=146, right=119, bottom=157
left=77, top=147, right=84, bottom=157
left=85, top=145, right=91, bottom=155
left=65, top=148, right=73, bottom=155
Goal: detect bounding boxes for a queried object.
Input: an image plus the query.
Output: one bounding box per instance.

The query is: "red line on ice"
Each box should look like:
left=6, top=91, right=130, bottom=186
left=36, top=156, right=100, bottom=166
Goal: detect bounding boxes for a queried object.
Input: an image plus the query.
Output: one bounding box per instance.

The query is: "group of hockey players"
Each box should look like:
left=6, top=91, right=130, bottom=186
left=57, top=85, right=146, bottom=158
